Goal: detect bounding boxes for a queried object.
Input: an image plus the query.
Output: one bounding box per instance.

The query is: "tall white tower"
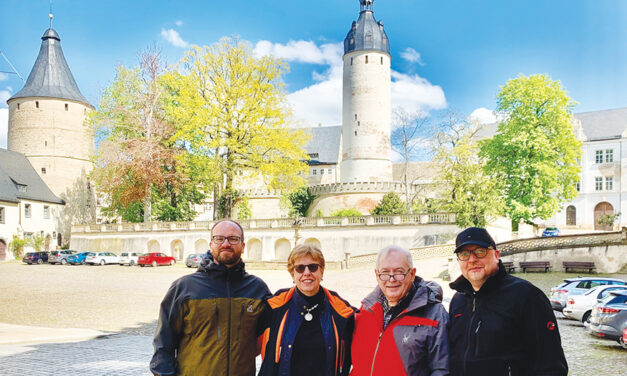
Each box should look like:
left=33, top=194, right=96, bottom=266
left=7, top=27, right=94, bottom=197
left=340, top=0, right=392, bottom=182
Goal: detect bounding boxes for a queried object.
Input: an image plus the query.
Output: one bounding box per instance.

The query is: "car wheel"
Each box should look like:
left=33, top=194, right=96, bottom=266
left=169, top=260, right=175, bottom=266
left=81, top=260, right=86, bottom=265
left=61, top=259, right=67, bottom=265
left=99, top=259, right=105, bottom=266
left=152, top=261, right=157, bottom=267
left=129, top=260, right=135, bottom=266
left=140, top=264, right=144, bottom=267
left=582, top=311, right=591, bottom=324
left=37, top=259, right=43, bottom=265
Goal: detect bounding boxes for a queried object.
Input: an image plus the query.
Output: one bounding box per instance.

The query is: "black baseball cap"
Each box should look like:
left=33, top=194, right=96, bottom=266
left=454, top=227, right=496, bottom=253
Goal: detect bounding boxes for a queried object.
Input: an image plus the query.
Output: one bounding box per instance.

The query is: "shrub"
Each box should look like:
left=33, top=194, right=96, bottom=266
left=371, top=192, right=407, bottom=215
left=330, top=208, right=363, bottom=217
left=9, top=235, right=29, bottom=259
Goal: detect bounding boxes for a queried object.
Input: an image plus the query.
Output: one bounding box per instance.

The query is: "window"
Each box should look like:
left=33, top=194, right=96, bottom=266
left=16, top=103, right=20, bottom=110
left=575, top=180, right=580, bottom=192
left=312, top=169, right=317, bottom=175
left=596, top=150, right=603, bottom=164
left=308, top=153, right=319, bottom=159
left=328, top=169, right=332, bottom=174
left=595, top=177, right=603, bottom=191
left=350, top=57, right=353, bottom=65
left=365, top=55, right=368, bottom=64
left=357, top=121, right=360, bottom=126
left=355, top=131, right=357, bottom=136
left=41, top=168, right=46, bottom=174
left=35, top=101, right=39, bottom=108
left=606, top=177, right=613, bottom=191
left=355, top=114, right=357, bottom=120
left=25, top=204, right=31, bottom=218
left=381, top=56, right=383, bottom=64
left=44, top=141, right=47, bottom=147
left=0, top=207, right=4, bottom=223
left=44, top=206, right=50, bottom=219
left=16, top=184, right=27, bottom=193
left=606, top=149, right=614, bottom=163
left=321, top=169, right=325, bottom=175
left=65, top=103, right=69, bottom=111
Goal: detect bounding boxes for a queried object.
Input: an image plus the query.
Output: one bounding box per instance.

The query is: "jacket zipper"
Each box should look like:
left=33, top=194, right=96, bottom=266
left=462, top=293, right=477, bottom=376
left=339, top=339, right=344, bottom=375
left=473, top=320, right=482, bottom=357
left=369, top=331, right=384, bottom=376
left=215, top=302, right=220, bottom=341
left=226, top=272, right=231, bottom=376
left=508, top=365, right=512, bottom=376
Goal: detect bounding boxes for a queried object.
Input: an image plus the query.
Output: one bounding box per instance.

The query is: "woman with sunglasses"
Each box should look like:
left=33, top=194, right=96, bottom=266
left=259, top=244, right=355, bottom=376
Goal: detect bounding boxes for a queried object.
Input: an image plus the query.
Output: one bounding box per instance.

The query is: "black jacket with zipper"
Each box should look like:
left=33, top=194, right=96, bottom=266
left=448, top=261, right=568, bottom=376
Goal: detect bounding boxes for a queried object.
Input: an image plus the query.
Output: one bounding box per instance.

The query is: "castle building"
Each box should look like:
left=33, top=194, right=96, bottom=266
left=7, top=27, right=94, bottom=197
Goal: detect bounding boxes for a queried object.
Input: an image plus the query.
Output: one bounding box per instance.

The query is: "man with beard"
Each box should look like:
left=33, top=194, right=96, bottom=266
left=150, top=219, right=271, bottom=376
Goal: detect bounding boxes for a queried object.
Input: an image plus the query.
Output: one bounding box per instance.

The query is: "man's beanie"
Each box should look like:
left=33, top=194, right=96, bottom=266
left=454, top=227, right=496, bottom=253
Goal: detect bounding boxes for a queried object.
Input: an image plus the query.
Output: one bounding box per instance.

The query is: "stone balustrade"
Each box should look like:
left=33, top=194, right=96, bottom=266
left=309, top=181, right=430, bottom=195
left=498, top=229, right=626, bottom=256
left=72, top=213, right=456, bottom=234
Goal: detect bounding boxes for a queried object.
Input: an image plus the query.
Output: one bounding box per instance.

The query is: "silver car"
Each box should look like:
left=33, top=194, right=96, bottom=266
left=549, top=277, right=626, bottom=312
left=587, top=290, right=627, bottom=343
left=186, top=253, right=206, bottom=268
left=48, top=250, right=77, bottom=265
left=119, top=252, right=143, bottom=266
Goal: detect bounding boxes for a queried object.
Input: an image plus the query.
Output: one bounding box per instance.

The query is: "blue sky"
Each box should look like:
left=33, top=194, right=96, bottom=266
left=1, top=0, right=627, bottom=148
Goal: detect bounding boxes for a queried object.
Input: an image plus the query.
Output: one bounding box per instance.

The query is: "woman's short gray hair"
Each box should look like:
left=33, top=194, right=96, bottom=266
left=376, top=245, right=413, bottom=270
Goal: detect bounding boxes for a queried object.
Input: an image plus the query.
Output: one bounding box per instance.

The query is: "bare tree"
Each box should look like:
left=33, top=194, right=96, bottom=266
left=391, top=107, right=431, bottom=213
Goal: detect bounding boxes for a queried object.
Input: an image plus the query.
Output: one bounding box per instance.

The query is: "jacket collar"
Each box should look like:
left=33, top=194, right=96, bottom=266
left=198, top=252, right=246, bottom=276
left=449, top=259, right=506, bottom=295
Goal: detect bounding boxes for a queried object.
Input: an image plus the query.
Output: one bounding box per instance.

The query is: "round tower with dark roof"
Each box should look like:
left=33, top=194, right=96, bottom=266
left=6, top=27, right=94, bottom=196
left=340, top=0, right=392, bottom=182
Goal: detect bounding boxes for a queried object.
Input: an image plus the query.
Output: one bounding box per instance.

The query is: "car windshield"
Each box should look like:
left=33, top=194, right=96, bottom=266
left=121, top=253, right=128, bottom=256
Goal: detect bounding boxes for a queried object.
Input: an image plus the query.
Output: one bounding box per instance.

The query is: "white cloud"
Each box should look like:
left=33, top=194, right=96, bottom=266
left=175, top=20, right=183, bottom=26
left=400, top=47, right=424, bottom=66
left=0, top=72, right=8, bottom=81
left=0, top=89, right=10, bottom=104
left=468, top=107, right=497, bottom=124
left=391, top=72, right=447, bottom=114
left=255, top=40, right=446, bottom=127
left=160, top=28, right=189, bottom=48
left=0, top=108, right=8, bottom=149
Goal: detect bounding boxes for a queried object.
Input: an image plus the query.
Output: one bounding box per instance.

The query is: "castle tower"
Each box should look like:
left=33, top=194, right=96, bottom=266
left=7, top=27, right=94, bottom=197
left=340, top=0, right=392, bottom=182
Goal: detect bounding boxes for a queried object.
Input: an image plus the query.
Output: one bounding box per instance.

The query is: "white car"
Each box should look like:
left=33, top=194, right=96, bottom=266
left=119, top=252, right=143, bottom=266
left=85, top=252, right=119, bottom=265
left=563, top=285, right=627, bottom=323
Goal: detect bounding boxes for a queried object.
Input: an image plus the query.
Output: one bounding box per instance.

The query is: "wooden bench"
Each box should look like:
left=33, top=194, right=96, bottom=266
left=502, top=261, right=516, bottom=273
left=519, top=261, right=551, bottom=272
left=563, top=261, right=596, bottom=273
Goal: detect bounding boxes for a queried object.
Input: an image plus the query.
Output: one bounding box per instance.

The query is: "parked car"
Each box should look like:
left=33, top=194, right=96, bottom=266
left=587, top=290, right=627, bottom=343
left=119, top=252, right=143, bottom=266
left=622, top=326, right=627, bottom=349
left=185, top=253, right=206, bottom=268
left=549, top=277, right=627, bottom=312
left=138, top=252, right=176, bottom=267
left=67, top=252, right=90, bottom=265
left=48, top=250, right=77, bottom=265
left=22, top=251, right=49, bottom=264
left=85, top=252, right=119, bottom=265
left=542, top=227, right=561, bottom=237
left=563, top=285, right=627, bottom=322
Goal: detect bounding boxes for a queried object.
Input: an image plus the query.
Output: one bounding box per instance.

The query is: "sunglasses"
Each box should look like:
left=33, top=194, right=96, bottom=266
left=456, top=247, right=490, bottom=261
left=294, top=263, right=320, bottom=273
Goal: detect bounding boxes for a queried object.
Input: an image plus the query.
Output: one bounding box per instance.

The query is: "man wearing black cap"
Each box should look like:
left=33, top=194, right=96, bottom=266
left=448, top=227, right=568, bottom=376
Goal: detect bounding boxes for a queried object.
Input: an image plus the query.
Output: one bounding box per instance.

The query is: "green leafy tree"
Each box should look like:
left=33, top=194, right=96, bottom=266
left=9, top=235, right=28, bottom=259
left=235, top=196, right=253, bottom=220
left=28, top=234, right=45, bottom=252
left=433, top=116, right=504, bottom=227
left=480, top=74, right=582, bottom=230
left=371, top=192, right=408, bottom=215
left=331, top=208, right=363, bottom=217
left=163, top=38, right=310, bottom=218
left=286, top=186, right=316, bottom=217
left=58, top=171, right=96, bottom=243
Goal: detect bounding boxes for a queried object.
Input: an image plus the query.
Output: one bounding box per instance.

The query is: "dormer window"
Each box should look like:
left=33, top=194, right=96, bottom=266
left=15, top=184, right=27, bottom=193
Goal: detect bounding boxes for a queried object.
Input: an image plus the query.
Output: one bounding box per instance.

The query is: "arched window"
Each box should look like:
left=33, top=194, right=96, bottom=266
left=566, top=205, right=576, bottom=226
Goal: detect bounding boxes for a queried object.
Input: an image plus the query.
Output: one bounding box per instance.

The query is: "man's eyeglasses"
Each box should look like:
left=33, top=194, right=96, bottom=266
left=377, top=271, right=409, bottom=282
left=294, top=263, right=320, bottom=273
left=456, top=247, right=490, bottom=261
left=211, top=235, right=242, bottom=245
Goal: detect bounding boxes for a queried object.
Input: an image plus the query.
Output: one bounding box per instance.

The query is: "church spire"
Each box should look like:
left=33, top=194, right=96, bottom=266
left=9, top=27, right=91, bottom=106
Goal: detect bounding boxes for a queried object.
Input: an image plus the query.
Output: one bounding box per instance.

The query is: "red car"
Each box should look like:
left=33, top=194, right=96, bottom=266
left=137, top=252, right=176, bottom=267
left=621, top=326, right=627, bottom=349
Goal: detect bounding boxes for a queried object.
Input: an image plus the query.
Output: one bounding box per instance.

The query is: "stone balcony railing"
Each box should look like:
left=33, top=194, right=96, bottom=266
left=72, top=213, right=456, bottom=233
left=309, top=181, right=430, bottom=195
